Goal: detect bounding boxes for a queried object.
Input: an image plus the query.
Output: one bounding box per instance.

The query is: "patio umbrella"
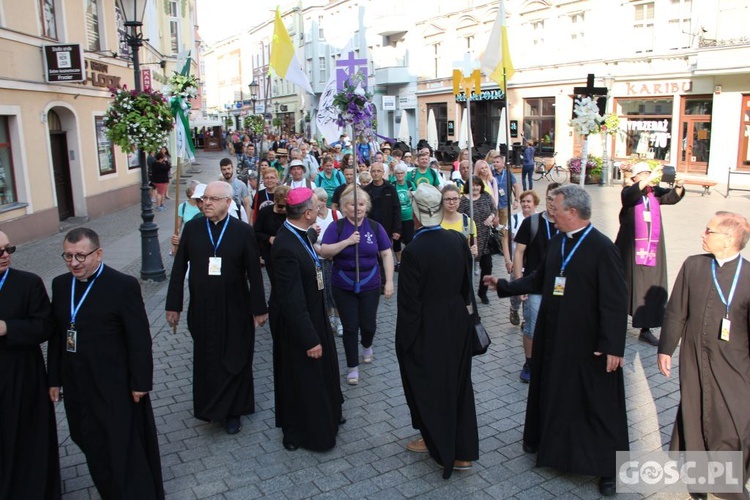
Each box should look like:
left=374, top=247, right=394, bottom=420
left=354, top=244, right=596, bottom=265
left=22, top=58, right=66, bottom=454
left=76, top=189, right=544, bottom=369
left=397, top=109, right=410, bottom=144
left=426, top=109, right=438, bottom=150
left=495, top=107, right=507, bottom=150
left=458, top=107, right=473, bottom=150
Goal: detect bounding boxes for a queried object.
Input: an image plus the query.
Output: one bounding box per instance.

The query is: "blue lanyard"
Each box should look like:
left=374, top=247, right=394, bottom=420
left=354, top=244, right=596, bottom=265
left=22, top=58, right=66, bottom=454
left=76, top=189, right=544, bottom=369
left=413, top=226, right=442, bottom=240
left=284, top=221, right=321, bottom=268
left=0, top=269, right=8, bottom=293
left=560, top=225, right=593, bottom=275
left=206, top=217, right=229, bottom=257
left=545, top=216, right=558, bottom=240
left=70, top=264, right=104, bottom=326
left=711, top=258, right=743, bottom=318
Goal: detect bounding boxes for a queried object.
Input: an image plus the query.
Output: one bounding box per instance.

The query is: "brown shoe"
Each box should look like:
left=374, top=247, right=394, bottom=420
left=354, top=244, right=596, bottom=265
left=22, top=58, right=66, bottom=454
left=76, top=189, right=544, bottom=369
left=453, top=460, right=472, bottom=470
left=406, top=438, right=428, bottom=453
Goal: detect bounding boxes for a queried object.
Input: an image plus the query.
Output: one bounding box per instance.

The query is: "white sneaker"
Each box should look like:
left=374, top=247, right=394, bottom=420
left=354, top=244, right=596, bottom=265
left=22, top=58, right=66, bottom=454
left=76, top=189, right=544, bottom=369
left=347, top=369, right=359, bottom=385
left=336, top=322, right=343, bottom=337
left=362, top=347, right=373, bottom=364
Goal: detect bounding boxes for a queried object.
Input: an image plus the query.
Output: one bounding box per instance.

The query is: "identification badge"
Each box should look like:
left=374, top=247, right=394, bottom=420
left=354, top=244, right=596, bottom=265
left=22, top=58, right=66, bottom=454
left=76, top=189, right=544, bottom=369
left=720, top=317, right=731, bottom=342
left=316, top=267, right=324, bottom=291
left=553, top=276, right=566, bottom=296
left=208, top=257, right=222, bottom=276
left=499, top=189, right=506, bottom=197
left=66, top=329, right=77, bottom=352
left=643, top=211, right=652, bottom=223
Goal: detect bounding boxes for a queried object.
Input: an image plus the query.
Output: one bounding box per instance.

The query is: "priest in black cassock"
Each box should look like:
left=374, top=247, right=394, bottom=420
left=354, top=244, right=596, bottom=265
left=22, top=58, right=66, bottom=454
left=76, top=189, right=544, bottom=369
left=0, top=231, right=60, bottom=499
left=485, top=185, right=629, bottom=497
left=614, top=162, right=684, bottom=346
left=396, top=184, right=478, bottom=479
left=166, top=181, right=268, bottom=435
left=48, top=228, right=163, bottom=499
left=269, top=187, right=344, bottom=452
left=659, top=212, right=750, bottom=499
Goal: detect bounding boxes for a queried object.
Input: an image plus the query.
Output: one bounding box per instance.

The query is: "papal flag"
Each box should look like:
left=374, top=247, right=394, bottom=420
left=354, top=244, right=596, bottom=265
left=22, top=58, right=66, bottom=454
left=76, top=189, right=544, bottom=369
left=270, top=7, right=314, bottom=94
left=480, top=0, right=515, bottom=92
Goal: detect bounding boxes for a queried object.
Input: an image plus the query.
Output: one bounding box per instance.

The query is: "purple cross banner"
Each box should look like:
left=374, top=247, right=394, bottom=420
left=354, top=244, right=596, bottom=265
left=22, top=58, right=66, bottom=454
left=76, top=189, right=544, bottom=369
left=336, top=51, right=368, bottom=91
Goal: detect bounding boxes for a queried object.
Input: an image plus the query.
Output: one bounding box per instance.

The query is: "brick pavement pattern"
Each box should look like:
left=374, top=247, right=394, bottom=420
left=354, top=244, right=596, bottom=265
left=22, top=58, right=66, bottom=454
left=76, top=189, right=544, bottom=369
left=9, top=148, right=747, bottom=499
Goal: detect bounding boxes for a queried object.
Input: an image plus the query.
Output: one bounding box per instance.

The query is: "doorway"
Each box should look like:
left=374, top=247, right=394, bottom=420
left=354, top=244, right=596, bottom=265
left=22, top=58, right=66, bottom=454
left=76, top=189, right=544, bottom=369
left=50, top=132, right=74, bottom=220
left=678, top=118, right=711, bottom=174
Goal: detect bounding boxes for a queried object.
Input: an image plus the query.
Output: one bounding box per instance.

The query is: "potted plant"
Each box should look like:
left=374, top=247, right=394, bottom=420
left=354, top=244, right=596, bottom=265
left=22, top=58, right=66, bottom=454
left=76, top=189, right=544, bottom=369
left=568, top=155, right=604, bottom=184
left=103, top=86, right=173, bottom=154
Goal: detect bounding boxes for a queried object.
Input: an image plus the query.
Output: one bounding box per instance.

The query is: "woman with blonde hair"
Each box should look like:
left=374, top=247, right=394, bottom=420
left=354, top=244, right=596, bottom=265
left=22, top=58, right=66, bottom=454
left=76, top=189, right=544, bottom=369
left=476, top=159, right=498, bottom=207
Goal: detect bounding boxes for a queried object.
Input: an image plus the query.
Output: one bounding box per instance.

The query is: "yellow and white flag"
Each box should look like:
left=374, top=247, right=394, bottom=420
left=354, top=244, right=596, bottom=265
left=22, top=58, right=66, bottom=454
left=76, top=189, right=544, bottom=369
left=270, top=7, right=314, bottom=94
left=480, top=0, right=515, bottom=92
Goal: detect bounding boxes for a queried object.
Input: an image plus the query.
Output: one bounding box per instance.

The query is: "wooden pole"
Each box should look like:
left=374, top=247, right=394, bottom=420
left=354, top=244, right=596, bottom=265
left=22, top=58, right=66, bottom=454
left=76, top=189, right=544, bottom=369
left=172, top=157, right=181, bottom=256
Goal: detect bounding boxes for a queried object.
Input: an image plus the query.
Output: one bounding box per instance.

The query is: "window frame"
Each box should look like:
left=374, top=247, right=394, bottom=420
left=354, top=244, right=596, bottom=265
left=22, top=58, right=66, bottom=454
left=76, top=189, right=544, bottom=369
left=0, top=116, right=18, bottom=206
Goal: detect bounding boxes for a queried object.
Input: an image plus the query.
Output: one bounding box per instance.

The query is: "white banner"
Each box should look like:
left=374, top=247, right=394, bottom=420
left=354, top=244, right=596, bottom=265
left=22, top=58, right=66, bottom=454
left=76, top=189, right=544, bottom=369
left=316, top=74, right=342, bottom=145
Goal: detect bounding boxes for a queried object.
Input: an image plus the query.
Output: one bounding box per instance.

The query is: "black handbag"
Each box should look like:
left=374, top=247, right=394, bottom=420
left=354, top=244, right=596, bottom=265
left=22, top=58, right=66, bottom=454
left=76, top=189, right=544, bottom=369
left=488, top=227, right=503, bottom=255
left=467, top=264, right=491, bottom=356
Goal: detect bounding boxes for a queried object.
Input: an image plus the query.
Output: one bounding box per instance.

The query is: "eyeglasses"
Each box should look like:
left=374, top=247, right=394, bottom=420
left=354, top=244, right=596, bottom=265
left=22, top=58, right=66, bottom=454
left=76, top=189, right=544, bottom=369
left=201, top=196, right=229, bottom=203
left=443, top=197, right=460, bottom=203
left=61, top=248, right=99, bottom=263
left=0, top=245, right=16, bottom=257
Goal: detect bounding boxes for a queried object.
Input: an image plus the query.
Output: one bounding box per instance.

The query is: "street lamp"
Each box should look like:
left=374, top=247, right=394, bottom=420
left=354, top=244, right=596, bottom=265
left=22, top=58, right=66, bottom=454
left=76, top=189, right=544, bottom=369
left=600, top=74, right=615, bottom=187
left=274, top=102, right=281, bottom=136
left=248, top=81, right=260, bottom=161
left=117, top=0, right=166, bottom=281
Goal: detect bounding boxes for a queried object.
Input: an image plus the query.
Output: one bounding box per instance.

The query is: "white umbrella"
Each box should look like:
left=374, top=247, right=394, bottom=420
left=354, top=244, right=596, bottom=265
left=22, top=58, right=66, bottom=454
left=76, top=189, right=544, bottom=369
left=458, top=107, right=473, bottom=150
left=397, top=109, right=410, bottom=144
left=495, top=107, right=507, bottom=150
left=427, top=109, right=438, bottom=150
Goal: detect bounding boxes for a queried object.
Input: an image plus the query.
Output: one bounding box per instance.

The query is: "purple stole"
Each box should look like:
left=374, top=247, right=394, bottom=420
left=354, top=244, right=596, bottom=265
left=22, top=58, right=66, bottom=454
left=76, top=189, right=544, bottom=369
left=633, top=189, right=660, bottom=267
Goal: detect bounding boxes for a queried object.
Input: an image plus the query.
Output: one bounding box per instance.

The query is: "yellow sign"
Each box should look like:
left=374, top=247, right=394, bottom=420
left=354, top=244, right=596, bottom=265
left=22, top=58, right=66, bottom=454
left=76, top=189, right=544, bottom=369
left=453, top=69, right=481, bottom=97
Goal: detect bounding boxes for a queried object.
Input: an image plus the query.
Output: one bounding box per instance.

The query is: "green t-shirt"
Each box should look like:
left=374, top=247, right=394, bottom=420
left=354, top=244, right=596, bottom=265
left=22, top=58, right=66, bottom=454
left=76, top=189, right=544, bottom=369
left=395, top=182, right=413, bottom=221
left=410, top=168, right=440, bottom=187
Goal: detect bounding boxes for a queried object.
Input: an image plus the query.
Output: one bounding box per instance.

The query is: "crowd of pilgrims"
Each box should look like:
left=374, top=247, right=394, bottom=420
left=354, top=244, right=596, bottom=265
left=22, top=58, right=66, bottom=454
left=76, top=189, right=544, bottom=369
left=2, top=127, right=750, bottom=499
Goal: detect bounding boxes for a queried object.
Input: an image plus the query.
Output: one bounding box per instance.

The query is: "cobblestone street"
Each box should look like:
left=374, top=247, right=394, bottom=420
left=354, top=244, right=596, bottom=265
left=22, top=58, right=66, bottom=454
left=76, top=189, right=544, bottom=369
left=9, top=148, right=748, bottom=499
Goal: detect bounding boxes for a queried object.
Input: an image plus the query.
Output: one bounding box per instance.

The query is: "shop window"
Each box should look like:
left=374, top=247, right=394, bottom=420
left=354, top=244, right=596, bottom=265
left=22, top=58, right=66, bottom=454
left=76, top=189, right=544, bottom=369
left=0, top=117, right=17, bottom=206
left=523, top=98, right=555, bottom=155
left=684, top=97, right=712, bottom=115
left=95, top=116, right=116, bottom=175
left=613, top=98, right=673, bottom=161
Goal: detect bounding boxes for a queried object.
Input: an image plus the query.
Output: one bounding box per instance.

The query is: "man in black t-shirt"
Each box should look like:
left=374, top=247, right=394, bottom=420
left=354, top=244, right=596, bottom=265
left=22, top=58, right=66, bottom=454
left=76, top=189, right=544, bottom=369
left=512, top=182, right=560, bottom=383
left=330, top=164, right=356, bottom=214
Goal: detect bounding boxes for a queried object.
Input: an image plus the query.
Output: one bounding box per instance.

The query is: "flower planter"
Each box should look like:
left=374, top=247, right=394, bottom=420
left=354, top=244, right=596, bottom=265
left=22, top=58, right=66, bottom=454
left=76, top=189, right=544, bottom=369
left=570, top=173, right=602, bottom=185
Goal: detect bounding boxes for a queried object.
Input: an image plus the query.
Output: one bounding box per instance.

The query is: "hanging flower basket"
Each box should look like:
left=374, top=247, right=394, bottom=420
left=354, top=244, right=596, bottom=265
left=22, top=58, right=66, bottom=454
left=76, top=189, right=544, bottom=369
left=244, top=114, right=264, bottom=135
left=161, top=73, right=199, bottom=102
left=103, top=86, right=174, bottom=154
left=333, top=71, right=376, bottom=142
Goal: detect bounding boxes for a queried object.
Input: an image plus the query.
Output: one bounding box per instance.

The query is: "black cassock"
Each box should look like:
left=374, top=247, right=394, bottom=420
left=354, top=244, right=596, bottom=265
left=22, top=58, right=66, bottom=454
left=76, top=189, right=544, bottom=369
left=166, top=215, right=267, bottom=421
left=498, top=225, right=629, bottom=478
left=269, top=224, right=343, bottom=451
left=0, top=269, right=60, bottom=499
left=614, top=183, right=683, bottom=329
left=660, top=255, right=750, bottom=499
left=396, top=228, right=478, bottom=479
left=48, top=265, right=163, bottom=499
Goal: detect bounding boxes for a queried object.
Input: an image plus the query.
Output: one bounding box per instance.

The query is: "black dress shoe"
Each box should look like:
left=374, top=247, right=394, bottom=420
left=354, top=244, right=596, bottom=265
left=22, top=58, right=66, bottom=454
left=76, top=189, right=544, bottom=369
left=338, top=416, right=347, bottom=425
left=282, top=439, right=299, bottom=451
left=224, top=416, right=242, bottom=435
left=599, top=476, right=616, bottom=496
left=638, top=329, right=660, bottom=346
left=478, top=294, right=490, bottom=305
left=522, top=441, right=538, bottom=453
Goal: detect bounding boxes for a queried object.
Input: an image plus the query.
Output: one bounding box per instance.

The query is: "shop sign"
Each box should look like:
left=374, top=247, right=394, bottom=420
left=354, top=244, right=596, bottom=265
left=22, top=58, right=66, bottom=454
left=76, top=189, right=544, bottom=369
left=382, top=95, right=396, bottom=111
left=455, top=89, right=505, bottom=103
left=626, top=81, right=692, bottom=96
left=44, top=44, right=86, bottom=83
left=626, top=119, right=670, bottom=132
left=81, top=60, right=122, bottom=89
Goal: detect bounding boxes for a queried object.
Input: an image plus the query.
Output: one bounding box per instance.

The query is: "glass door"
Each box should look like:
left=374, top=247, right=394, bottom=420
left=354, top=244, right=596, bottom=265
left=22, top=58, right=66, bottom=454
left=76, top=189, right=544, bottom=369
left=678, top=119, right=711, bottom=174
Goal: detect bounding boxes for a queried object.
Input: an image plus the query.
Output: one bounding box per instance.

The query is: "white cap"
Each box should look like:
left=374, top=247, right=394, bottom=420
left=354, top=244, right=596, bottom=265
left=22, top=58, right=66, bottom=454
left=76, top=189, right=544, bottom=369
left=191, top=183, right=207, bottom=199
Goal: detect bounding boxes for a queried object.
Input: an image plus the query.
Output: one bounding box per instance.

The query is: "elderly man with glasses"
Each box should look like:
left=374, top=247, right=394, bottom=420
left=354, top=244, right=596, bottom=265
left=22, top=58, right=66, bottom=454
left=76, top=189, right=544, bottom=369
left=0, top=231, right=60, bottom=498
left=166, top=181, right=268, bottom=435
left=48, top=227, right=163, bottom=499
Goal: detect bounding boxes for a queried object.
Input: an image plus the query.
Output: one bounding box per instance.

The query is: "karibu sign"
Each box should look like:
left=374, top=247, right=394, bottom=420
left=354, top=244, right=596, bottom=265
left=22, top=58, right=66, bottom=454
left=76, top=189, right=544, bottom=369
left=44, top=44, right=85, bottom=83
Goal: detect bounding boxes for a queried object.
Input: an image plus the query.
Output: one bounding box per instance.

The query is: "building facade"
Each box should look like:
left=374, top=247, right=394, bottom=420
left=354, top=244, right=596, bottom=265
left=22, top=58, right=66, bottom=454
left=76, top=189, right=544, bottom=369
left=0, top=0, right=198, bottom=244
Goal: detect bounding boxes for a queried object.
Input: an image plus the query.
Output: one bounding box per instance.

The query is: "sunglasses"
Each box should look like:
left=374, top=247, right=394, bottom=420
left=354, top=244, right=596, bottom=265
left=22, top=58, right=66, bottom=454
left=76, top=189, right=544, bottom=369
left=0, top=245, right=16, bottom=257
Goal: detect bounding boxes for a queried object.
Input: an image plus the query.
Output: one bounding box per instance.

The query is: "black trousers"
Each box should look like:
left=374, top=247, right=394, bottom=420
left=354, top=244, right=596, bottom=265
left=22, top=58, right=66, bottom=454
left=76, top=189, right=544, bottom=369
left=332, top=286, right=380, bottom=368
left=477, top=253, right=493, bottom=298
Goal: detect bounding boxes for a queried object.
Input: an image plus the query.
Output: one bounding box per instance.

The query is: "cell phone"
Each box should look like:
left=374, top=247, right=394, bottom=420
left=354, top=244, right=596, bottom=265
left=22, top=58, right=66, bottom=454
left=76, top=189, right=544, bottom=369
left=661, top=165, right=676, bottom=185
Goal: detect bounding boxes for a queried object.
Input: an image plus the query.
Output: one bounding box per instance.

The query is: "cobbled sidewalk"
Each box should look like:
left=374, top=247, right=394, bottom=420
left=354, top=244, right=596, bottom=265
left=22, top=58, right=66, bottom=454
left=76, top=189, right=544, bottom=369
left=7, top=149, right=748, bottom=499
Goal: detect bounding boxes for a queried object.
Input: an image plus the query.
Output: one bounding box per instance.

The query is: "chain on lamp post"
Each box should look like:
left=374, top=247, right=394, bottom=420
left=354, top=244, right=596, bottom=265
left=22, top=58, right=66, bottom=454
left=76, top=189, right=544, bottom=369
left=118, top=0, right=166, bottom=281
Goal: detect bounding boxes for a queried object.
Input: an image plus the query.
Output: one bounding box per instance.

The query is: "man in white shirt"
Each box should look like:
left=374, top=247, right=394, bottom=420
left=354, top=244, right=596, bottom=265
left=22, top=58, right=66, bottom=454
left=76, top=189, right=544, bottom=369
left=285, top=160, right=316, bottom=189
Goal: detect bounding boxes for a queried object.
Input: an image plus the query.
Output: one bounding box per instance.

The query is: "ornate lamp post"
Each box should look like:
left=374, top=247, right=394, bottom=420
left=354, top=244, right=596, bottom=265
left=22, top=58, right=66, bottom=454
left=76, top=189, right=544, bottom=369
left=601, top=74, right=615, bottom=187
left=248, top=81, right=259, bottom=155
left=117, top=0, right=166, bottom=281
